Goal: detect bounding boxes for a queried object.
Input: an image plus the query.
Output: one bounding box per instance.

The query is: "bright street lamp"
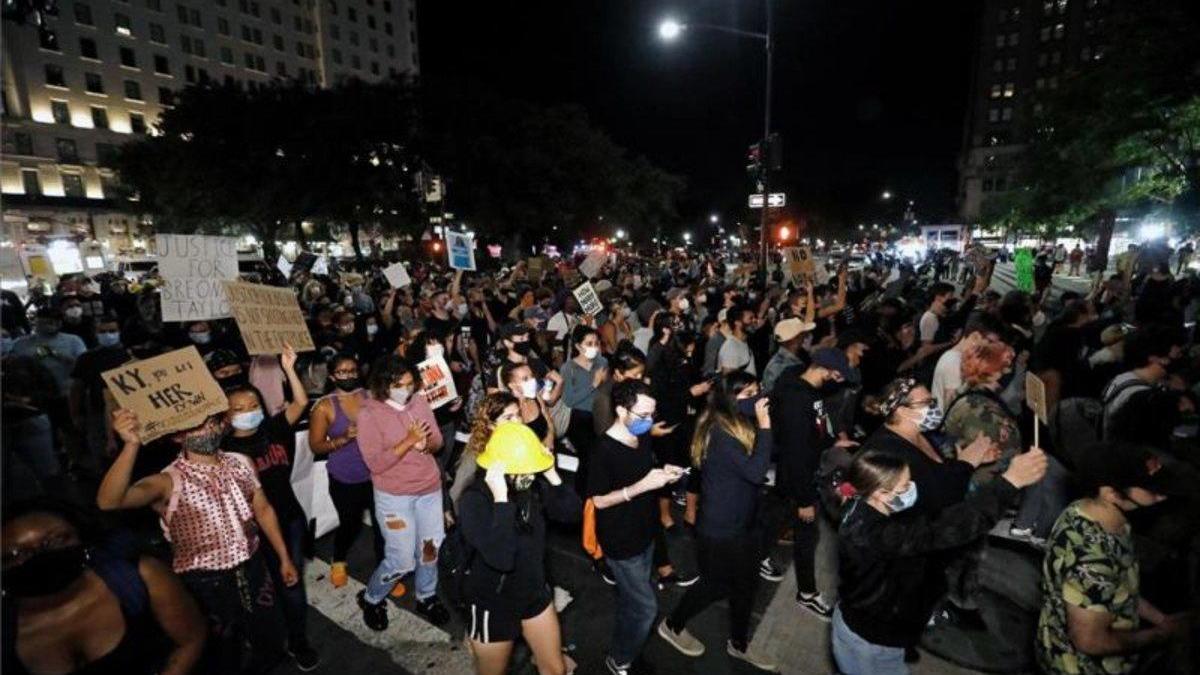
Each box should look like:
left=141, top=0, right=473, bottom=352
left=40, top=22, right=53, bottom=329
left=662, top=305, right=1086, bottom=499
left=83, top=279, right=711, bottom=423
left=881, top=191, right=893, bottom=201
left=683, top=231, right=693, bottom=243
left=658, top=18, right=684, bottom=41
left=709, top=213, right=720, bottom=224
left=615, top=229, right=626, bottom=240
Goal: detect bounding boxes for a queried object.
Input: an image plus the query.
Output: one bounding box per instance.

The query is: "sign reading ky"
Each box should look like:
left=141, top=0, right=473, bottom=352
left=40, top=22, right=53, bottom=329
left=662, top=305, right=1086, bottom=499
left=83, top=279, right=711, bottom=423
left=103, top=346, right=228, bottom=442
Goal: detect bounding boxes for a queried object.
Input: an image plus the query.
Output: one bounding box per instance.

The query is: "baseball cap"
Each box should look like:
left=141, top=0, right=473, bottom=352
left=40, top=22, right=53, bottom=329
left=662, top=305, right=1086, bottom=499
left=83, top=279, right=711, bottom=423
left=498, top=323, right=530, bottom=340
left=811, top=347, right=854, bottom=382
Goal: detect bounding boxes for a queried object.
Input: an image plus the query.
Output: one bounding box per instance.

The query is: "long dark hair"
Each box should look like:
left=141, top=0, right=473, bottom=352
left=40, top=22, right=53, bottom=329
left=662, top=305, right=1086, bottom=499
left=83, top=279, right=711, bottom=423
left=690, top=371, right=758, bottom=466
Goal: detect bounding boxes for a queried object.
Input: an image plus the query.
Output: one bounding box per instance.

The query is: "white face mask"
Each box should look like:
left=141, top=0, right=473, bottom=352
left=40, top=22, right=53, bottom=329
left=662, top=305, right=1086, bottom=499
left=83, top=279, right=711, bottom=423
left=389, top=386, right=413, bottom=406
left=366, top=323, right=379, bottom=336
left=582, top=345, right=599, bottom=360
left=677, top=298, right=690, bottom=312
left=426, top=343, right=444, bottom=359
left=519, top=378, right=539, bottom=399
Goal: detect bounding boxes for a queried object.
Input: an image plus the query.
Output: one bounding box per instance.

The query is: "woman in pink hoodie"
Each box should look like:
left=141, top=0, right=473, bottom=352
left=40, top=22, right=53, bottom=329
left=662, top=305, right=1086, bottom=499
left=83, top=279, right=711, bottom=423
left=354, top=355, right=451, bottom=630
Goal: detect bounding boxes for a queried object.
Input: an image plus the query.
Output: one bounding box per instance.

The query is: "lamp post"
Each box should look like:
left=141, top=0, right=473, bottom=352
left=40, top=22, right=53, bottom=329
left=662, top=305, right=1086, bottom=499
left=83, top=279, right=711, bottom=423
left=659, top=3, right=773, bottom=274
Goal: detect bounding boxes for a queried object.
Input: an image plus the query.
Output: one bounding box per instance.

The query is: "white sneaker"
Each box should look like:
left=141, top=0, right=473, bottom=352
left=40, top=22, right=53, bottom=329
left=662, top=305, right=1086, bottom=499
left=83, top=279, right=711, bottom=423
left=604, top=656, right=629, bottom=675
left=726, top=640, right=779, bottom=672
left=658, top=619, right=706, bottom=657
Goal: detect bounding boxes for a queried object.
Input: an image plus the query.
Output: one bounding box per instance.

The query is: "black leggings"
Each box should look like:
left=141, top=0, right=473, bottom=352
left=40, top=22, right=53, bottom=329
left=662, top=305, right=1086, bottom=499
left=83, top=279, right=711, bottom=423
left=667, top=534, right=759, bottom=647
left=327, top=477, right=384, bottom=563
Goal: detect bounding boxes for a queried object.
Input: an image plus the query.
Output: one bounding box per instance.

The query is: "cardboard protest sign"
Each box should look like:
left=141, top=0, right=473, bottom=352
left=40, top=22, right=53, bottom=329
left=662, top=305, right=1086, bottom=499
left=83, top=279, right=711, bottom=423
left=1025, top=371, right=1047, bottom=425
left=417, top=354, right=458, bottom=409
left=784, top=247, right=815, bottom=278
left=579, top=250, right=605, bottom=279
left=102, top=346, right=228, bottom=442
left=383, top=262, right=411, bottom=288
left=527, top=256, right=546, bottom=280
left=446, top=231, right=476, bottom=271
left=222, top=281, right=315, bottom=355
left=573, top=281, right=603, bottom=316
left=156, top=234, right=238, bottom=322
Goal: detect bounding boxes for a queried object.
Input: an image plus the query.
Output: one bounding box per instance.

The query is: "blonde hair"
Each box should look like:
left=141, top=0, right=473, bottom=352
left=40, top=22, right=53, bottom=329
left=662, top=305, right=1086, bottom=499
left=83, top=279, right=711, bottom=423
left=465, top=392, right=519, bottom=459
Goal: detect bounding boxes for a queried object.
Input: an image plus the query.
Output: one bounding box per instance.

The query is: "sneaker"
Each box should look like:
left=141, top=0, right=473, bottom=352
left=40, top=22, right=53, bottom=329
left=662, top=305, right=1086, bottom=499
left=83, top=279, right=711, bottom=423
left=656, top=571, right=700, bottom=590
left=330, top=562, right=348, bottom=588
left=357, top=590, right=388, bottom=631
left=596, top=561, right=617, bottom=586
left=604, top=656, right=630, bottom=675
left=414, top=596, right=450, bottom=626
left=726, top=640, right=779, bottom=672
left=795, top=591, right=833, bottom=621
left=759, top=558, right=784, bottom=582
left=657, top=619, right=705, bottom=657
left=673, top=492, right=687, bottom=507
left=1009, top=526, right=1034, bottom=539
left=287, top=640, right=321, bottom=672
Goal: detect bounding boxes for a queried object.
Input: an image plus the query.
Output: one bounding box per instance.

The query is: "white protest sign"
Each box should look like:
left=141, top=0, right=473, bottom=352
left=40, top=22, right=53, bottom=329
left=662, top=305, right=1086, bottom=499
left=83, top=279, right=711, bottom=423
left=312, top=255, right=329, bottom=276
left=417, top=354, right=458, bottom=409
left=573, top=281, right=603, bottom=316
left=276, top=255, right=293, bottom=279
left=446, top=231, right=476, bottom=271
left=579, top=250, right=606, bottom=279
left=383, top=262, right=412, bottom=288
left=156, top=234, right=238, bottom=322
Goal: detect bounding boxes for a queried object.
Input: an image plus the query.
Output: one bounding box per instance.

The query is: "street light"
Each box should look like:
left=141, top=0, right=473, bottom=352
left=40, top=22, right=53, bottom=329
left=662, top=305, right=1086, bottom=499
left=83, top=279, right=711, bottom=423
left=615, top=228, right=626, bottom=240
left=658, top=18, right=684, bottom=41
left=881, top=191, right=893, bottom=201
left=657, top=6, right=773, bottom=274
left=709, top=213, right=720, bottom=224
left=683, top=231, right=693, bottom=243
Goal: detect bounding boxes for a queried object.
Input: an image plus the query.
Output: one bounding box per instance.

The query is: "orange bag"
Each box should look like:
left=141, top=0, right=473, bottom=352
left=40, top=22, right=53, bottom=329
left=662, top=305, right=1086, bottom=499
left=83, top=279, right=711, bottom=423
left=582, top=498, right=604, bottom=560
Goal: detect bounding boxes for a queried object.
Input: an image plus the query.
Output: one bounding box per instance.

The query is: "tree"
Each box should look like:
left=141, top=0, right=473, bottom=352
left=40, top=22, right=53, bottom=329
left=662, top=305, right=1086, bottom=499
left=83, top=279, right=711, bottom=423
left=417, top=82, right=685, bottom=251
left=116, top=80, right=421, bottom=261
left=994, top=0, right=1200, bottom=260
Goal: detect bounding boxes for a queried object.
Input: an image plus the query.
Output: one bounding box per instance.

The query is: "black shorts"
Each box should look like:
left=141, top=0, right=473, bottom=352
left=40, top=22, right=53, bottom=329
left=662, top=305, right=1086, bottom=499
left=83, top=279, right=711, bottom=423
left=465, top=586, right=554, bottom=643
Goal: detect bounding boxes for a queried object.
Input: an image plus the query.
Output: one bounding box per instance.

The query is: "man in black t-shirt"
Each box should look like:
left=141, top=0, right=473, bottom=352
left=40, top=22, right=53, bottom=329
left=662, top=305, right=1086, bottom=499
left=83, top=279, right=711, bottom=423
left=587, top=380, right=685, bottom=675
left=69, top=314, right=130, bottom=471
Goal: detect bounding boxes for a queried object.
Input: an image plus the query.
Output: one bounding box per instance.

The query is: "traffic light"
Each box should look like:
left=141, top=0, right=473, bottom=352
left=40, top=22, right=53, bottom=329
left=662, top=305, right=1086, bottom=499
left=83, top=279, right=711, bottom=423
left=746, top=142, right=763, bottom=175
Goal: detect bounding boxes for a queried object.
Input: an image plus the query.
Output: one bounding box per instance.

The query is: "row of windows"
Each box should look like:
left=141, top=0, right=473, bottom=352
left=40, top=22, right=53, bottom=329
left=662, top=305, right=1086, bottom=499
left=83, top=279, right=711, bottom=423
left=989, top=82, right=1017, bottom=99
left=44, top=65, right=149, bottom=101
left=16, top=166, right=122, bottom=199
left=982, top=176, right=1011, bottom=193
left=997, top=7, right=1021, bottom=24
left=63, top=2, right=319, bottom=42
left=987, top=107, right=1014, bottom=123
left=45, top=99, right=156, bottom=131
left=329, top=50, right=387, bottom=75
left=991, top=57, right=1018, bottom=73
left=1039, top=23, right=1066, bottom=42
left=994, top=32, right=1020, bottom=49
left=1042, top=0, right=1069, bottom=17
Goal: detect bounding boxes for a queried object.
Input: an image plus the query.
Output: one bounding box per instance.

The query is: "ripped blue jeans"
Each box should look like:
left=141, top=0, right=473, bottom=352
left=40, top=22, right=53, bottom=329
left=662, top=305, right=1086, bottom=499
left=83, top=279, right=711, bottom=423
left=363, top=489, right=445, bottom=604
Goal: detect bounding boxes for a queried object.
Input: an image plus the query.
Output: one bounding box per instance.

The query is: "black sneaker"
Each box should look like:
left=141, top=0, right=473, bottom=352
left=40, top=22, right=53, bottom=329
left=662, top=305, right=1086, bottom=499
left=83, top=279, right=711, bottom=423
left=596, top=561, right=617, bottom=586
left=656, top=571, right=700, bottom=590
left=357, top=590, right=388, bottom=631
left=795, top=591, right=833, bottom=621
left=414, top=596, right=450, bottom=626
left=287, top=640, right=321, bottom=672
left=759, top=558, right=784, bottom=582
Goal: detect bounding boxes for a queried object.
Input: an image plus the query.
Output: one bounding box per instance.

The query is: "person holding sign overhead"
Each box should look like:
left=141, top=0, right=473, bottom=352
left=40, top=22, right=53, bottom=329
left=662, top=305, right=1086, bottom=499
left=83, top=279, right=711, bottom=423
left=355, top=355, right=451, bottom=631
left=96, top=408, right=299, bottom=674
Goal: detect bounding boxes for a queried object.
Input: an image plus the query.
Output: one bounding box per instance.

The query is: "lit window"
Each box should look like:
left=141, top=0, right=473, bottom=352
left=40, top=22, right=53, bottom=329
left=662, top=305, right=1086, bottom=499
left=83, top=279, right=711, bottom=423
left=114, top=13, right=132, bottom=36
left=1056, top=0, right=1069, bottom=14
left=990, top=84, right=1002, bottom=98
left=1003, top=82, right=1015, bottom=97
left=1053, top=23, right=1065, bottom=39
left=91, top=106, right=109, bottom=129
left=62, top=173, right=86, bottom=197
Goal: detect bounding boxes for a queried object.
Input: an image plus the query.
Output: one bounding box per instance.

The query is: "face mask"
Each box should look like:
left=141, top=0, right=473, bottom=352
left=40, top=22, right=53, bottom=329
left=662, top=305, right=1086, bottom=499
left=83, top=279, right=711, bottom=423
left=519, top=378, right=539, bottom=399
left=627, top=414, right=654, bottom=436
left=582, top=345, right=599, bottom=360
left=914, top=405, right=944, bottom=431
left=231, top=409, right=264, bottom=431
left=96, top=331, right=121, bottom=347
left=64, top=306, right=84, bottom=320
left=190, top=331, right=211, bottom=345
left=426, top=343, right=444, bottom=359
left=182, top=425, right=223, bottom=455
left=217, top=371, right=248, bottom=390
left=366, top=323, right=379, bottom=337
left=454, top=303, right=469, bottom=319
left=886, top=481, right=919, bottom=513
left=736, top=395, right=760, bottom=418
left=332, top=376, right=360, bottom=391
left=389, top=386, right=413, bottom=406
left=677, top=298, right=690, bottom=312
left=1, top=545, right=89, bottom=598
left=510, top=341, right=532, bottom=356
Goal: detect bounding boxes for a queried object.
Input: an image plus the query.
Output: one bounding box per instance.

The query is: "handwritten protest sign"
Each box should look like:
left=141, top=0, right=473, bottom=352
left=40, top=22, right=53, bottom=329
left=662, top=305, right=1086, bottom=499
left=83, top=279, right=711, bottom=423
left=1025, top=371, right=1048, bottom=447
left=784, top=246, right=815, bottom=278
left=527, top=256, right=546, bottom=280
left=446, top=231, right=476, bottom=271
left=383, top=262, right=411, bottom=288
left=276, top=256, right=293, bottom=279
left=102, top=346, right=228, bottom=442
left=573, top=281, right=603, bottom=316
left=417, top=354, right=458, bottom=409
left=579, top=250, right=606, bottom=279
left=156, top=234, right=238, bottom=322
left=222, top=281, right=315, bottom=355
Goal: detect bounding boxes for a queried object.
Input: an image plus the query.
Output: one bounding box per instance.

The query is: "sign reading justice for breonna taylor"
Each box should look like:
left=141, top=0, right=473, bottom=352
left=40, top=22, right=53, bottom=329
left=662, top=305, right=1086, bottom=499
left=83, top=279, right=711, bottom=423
left=102, top=346, right=229, bottom=442
left=156, top=234, right=239, bottom=322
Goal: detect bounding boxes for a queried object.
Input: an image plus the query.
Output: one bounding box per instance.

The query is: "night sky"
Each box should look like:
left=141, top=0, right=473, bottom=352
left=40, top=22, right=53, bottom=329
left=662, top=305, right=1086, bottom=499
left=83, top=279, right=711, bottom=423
left=418, top=0, right=981, bottom=239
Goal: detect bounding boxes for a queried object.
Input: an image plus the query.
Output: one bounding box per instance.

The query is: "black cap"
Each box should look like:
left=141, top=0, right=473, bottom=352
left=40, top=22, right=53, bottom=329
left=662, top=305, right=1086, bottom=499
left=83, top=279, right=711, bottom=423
left=203, top=349, right=240, bottom=372
left=1075, top=442, right=1192, bottom=497
left=498, top=323, right=530, bottom=340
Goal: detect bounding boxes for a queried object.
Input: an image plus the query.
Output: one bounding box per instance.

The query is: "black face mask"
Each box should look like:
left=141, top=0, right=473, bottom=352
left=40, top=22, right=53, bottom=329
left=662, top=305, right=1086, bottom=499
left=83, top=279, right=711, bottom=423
left=217, top=372, right=249, bottom=390
left=2, top=545, right=89, bottom=598
left=332, top=376, right=360, bottom=391
left=510, top=341, right=532, bottom=356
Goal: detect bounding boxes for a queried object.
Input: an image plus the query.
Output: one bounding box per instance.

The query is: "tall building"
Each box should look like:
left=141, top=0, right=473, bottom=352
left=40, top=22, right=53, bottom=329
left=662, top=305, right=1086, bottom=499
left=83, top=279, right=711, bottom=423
left=957, top=0, right=1113, bottom=222
left=0, top=0, right=419, bottom=261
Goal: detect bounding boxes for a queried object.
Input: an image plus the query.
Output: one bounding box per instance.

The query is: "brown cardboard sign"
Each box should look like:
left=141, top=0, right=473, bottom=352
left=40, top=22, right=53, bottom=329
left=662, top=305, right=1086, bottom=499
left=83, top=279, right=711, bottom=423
left=102, top=346, right=229, bottom=442
left=223, top=281, right=316, bottom=355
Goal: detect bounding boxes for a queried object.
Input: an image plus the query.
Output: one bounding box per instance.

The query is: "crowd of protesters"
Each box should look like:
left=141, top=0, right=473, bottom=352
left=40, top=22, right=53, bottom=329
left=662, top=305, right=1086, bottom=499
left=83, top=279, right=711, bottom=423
left=2, top=238, right=1199, bottom=675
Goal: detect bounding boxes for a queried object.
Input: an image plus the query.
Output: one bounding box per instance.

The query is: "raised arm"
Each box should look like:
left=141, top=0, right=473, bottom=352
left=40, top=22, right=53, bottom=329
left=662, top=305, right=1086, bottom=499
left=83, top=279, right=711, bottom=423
left=279, top=343, right=309, bottom=426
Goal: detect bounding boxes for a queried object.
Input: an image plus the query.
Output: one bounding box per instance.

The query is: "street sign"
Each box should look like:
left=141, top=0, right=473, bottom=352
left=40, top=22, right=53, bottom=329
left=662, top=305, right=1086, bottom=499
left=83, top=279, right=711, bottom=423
left=748, top=193, right=786, bottom=208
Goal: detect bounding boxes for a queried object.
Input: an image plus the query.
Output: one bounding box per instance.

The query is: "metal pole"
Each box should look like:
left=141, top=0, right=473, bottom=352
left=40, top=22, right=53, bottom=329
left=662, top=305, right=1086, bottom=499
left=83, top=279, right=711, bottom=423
left=758, top=0, right=773, bottom=275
